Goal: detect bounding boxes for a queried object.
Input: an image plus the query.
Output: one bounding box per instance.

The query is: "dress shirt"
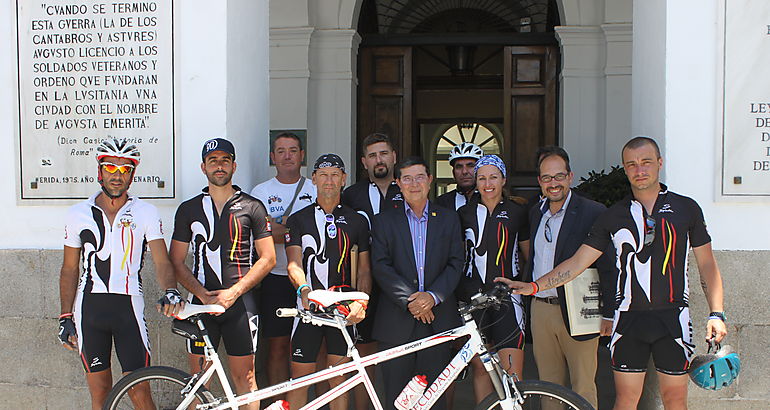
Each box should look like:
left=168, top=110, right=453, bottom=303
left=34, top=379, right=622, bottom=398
left=533, top=191, right=572, bottom=298
left=404, top=201, right=440, bottom=305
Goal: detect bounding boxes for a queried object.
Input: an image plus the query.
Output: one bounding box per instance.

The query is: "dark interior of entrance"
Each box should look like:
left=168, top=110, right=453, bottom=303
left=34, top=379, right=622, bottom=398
left=356, top=0, right=560, bottom=198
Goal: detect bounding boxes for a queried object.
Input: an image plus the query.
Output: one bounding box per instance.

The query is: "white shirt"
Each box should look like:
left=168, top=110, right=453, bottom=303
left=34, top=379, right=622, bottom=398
left=250, top=177, right=316, bottom=275
left=64, top=191, right=164, bottom=296
left=532, top=191, right=572, bottom=298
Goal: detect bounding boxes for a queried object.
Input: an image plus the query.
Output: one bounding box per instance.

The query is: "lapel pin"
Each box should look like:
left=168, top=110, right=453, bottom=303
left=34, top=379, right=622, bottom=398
left=431, top=212, right=436, bottom=217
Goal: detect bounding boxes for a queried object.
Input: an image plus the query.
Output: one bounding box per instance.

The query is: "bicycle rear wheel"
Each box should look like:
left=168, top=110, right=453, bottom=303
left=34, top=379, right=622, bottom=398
left=475, top=380, right=594, bottom=410
left=103, top=366, right=215, bottom=410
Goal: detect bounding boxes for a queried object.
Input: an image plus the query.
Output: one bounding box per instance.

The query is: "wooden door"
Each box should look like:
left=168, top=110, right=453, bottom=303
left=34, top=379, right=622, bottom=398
left=357, top=46, right=413, bottom=179
left=504, top=45, right=558, bottom=186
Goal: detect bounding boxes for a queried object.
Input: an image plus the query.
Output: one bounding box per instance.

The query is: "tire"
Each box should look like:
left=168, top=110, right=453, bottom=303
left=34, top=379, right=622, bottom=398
left=103, top=366, right=215, bottom=410
left=475, top=380, right=594, bottom=410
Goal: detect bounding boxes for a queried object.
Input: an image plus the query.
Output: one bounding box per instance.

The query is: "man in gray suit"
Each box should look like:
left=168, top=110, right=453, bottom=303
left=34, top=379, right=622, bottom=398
left=371, top=156, right=464, bottom=409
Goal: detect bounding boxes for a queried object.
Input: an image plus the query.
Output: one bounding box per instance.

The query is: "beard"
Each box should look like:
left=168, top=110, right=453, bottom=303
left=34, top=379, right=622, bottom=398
left=206, top=171, right=233, bottom=187
left=373, top=164, right=389, bottom=179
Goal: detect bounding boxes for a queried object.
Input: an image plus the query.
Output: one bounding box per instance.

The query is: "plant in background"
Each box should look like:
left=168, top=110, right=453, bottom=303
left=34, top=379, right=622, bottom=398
left=574, top=165, right=631, bottom=208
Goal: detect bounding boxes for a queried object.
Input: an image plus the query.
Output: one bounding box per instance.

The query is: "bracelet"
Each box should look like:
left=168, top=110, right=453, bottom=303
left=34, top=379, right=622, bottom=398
left=708, top=311, right=726, bottom=322
left=528, top=282, right=539, bottom=296
left=59, top=313, right=73, bottom=319
left=296, top=284, right=310, bottom=297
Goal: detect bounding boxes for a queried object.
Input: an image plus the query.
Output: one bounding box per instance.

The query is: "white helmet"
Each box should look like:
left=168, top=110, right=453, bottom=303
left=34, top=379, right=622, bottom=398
left=448, top=142, right=483, bottom=164
left=96, top=137, right=141, bottom=165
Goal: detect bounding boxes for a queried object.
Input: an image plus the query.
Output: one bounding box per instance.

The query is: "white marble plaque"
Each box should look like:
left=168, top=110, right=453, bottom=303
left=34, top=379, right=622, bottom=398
left=16, top=0, right=174, bottom=199
left=722, top=0, right=770, bottom=196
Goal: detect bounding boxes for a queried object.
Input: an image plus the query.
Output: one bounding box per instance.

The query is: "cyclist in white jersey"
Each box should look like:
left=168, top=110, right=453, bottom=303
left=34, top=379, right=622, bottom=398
left=58, top=137, right=183, bottom=409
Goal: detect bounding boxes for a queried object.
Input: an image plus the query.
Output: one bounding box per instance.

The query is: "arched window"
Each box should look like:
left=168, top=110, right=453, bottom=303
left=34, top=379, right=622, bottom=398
left=433, top=122, right=502, bottom=196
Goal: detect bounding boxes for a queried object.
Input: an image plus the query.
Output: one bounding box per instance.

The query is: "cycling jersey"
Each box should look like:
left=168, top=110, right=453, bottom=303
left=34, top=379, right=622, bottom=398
left=583, top=184, right=711, bottom=311
left=285, top=203, right=370, bottom=291
left=459, top=198, right=529, bottom=290
left=64, top=191, right=163, bottom=296
left=435, top=189, right=478, bottom=211
left=172, top=186, right=271, bottom=290
left=341, top=180, right=402, bottom=227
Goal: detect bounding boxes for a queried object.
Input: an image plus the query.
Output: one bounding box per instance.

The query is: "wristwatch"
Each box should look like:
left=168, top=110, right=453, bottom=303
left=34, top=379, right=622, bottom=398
left=708, top=311, right=726, bottom=322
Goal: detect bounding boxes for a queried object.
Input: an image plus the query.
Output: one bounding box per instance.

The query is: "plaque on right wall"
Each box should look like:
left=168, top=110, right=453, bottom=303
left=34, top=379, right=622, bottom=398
left=722, top=0, right=770, bottom=196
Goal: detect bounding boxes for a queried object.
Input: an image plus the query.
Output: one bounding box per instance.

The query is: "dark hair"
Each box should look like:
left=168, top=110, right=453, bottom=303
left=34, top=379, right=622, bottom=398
left=622, top=136, right=661, bottom=159
left=536, top=146, right=571, bottom=173
left=361, top=133, right=394, bottom=155
left=272, top=132, right=303, bottom=152
left=395, top=156, right=431, bottom=179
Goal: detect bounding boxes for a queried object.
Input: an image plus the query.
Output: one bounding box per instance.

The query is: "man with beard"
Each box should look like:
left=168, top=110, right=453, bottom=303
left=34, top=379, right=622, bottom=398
left=58, top=137, right=183, bottom=409
left=341, top=133, right=402, bottom=409
left=285, top=154, right=371, bottom=410
left=250, top=132, right=315, bottom=392
left=498, top=137, right=728, bottom=410
left=170, top=138, right=276, bottom=409
left=435, top=142, right=483, bottom=210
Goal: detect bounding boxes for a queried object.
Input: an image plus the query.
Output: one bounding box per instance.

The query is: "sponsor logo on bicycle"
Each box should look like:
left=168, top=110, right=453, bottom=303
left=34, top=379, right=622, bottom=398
left=417, top=362, right=457, bottom=406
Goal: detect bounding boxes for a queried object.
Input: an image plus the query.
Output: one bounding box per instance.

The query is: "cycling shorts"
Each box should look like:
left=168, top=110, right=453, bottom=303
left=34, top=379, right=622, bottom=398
left=73, top=292, right=150, bottom=373
left=258, top=273, right=296, bottom=338
left=291, top=319, right=354, bottom=363
left=187, top=292, right=259, bottom=357
left=473, top=293, right=525, bottom=350
left=609, top=308, right=694, bottom=375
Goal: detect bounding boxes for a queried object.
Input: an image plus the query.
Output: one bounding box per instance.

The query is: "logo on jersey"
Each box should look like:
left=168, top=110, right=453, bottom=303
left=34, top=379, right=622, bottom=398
left=159, top=219, right=164, bottom=234
left=335, top=216, right=347, bottom=224
left=392, top=193, right=403, bottom=201
left=659, top=203, right=674, bottom=213
left=265, top=217, right=272, bottom=232
left=64, top=225, right=68, bottom=239
left=119, top=216, right=136, bottom=230
left=496, top=210, right=509, bottom=220
left=268, top=195, right=282, bottom=204
left=299, top=193, right=313, bottom=202
left=284, top=230, right=291, bottom=243
left=90, top=357, right=103, bottom=368
left=230, top=203, right=243, bottom=210
left=293, top=348, right=304, bottom=358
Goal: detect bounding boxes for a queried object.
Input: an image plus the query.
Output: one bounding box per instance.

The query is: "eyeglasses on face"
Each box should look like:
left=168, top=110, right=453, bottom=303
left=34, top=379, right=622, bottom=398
left=644, top=215, right=656, bottom=246
left=539, top=172, right=568, bottom=183
left=101, top=162, right=135, bottom=174
left=399, top=174, right=428, bottom=185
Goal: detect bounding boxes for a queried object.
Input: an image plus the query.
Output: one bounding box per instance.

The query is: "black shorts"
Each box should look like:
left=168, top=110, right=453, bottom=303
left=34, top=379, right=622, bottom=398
left=259, top=273, right=297, bottom=338
left=473, top=293, right=526, bottom=350
left=291, top=319, right=353, bottom=363
left=609, top=308, right=694, bottom=375
left=353, top=282, right=379, bottom=344
left=187, top=292, right=259, bottom=356
left=73, top=292, right=150, bottom=373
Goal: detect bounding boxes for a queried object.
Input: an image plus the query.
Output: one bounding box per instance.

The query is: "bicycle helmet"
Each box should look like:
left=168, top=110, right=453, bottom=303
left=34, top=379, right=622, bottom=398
left=96, top=137, right=141, bottom=165
left=448, top=142, right=483, bottom=164
left=689, top=343, right=741, bottom=390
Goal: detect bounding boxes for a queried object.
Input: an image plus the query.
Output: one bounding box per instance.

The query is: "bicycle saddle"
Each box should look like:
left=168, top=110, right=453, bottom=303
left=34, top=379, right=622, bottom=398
left=308, top=290, right=369, bottom=308
left=175, top=303, right=225, bottom=320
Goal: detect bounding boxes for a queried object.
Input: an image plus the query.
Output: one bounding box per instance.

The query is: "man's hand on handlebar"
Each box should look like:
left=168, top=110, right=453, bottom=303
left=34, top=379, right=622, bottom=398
left=493, top=277, right=534, bottom=295
left=345, top=301, right=367, bottom=324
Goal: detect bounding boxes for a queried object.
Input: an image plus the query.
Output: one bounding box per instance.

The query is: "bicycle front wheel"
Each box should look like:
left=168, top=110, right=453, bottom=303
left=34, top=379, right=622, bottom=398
left=475, top=380, right=594, bottom=410
left=103, top=366, right=215, bottom=410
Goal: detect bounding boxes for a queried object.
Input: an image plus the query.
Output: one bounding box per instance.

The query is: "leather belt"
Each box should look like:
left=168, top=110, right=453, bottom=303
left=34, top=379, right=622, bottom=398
left=535, top=296, right=560, bottom=305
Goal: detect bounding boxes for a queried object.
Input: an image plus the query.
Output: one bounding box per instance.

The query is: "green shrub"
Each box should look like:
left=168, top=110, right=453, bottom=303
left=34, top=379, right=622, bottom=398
left=574, top=165, right=631, bottom=208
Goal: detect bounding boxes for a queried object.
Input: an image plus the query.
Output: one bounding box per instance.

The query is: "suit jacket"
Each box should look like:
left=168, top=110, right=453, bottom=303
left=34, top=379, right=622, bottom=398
left=525, top=192, right=617, bottom=341
left=371, top=202, right=464, bottom=344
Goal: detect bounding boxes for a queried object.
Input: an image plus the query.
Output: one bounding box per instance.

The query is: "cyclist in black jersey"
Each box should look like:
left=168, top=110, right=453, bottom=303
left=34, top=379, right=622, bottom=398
left=169, top=138, right=276, bottom=410
left=58, top=137, right=183, bottom=409
left=340, top=133, right=400, bottom=410
left=497, top=137, right=727, bottom=410
left=435, top=142, right=483, bottom=210
left=285, top=154, right=371, bottom=410
left=458, top=154, right=530, bottom=404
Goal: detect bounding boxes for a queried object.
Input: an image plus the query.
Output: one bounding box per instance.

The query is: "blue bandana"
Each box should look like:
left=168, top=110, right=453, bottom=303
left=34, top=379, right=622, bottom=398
left=474, top=154, right=506, bottom=178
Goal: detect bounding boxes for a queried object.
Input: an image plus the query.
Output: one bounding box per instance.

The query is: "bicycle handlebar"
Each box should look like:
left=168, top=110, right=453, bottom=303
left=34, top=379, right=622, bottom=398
left=458, top=283, right=512, bottom=316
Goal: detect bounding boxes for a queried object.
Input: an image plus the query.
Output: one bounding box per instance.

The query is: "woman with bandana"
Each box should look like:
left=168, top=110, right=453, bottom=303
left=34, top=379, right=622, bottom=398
left=457, top=154, right=530, bottom=404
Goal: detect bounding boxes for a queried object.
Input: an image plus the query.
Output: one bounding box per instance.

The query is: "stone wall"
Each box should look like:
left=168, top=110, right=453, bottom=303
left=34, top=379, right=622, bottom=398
left=1, top=249, right=767, bottom=408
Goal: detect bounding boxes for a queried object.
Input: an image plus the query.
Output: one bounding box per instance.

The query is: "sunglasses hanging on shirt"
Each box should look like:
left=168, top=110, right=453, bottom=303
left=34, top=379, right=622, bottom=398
left=325, top=213, right=337, bottom=239
left=644, top=215, right=656, bottom=246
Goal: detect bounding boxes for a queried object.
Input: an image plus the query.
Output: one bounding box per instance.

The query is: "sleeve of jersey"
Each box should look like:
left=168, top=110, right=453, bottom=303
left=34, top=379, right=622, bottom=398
left=251, top=200, right=272, bottom=240
left=63, top=207, right=82, bottom=248
left=354, top=214, right=371, bottom=253
left=144, top=205, right=164, bottom=242
left=582, top=211, right=612, bottom=252
left=284, top=213, right=302, bottom=247
left=171, top=203, right=193, bottom=243
left=688, top=199, right=712, bottom=248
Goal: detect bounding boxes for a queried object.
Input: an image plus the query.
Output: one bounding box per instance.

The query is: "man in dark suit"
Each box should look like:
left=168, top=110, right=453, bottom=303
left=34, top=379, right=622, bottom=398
left=371, top=156, right=464, bottom=410
left=524, top=146, right=616, bottom=409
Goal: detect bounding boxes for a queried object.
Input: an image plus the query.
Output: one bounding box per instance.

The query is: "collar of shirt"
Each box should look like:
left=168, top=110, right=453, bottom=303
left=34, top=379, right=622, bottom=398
left=539, top=189, right=572, bottom=218
left=202, top=185, right=242, bottom=196
left=404, top=200, right=429, bottom=222
left=88, top=190, right=136, bottom=206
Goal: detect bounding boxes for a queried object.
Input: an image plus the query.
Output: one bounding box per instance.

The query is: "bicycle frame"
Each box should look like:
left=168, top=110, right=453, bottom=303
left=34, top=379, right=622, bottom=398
left=182, top=310, right=514, bottom=410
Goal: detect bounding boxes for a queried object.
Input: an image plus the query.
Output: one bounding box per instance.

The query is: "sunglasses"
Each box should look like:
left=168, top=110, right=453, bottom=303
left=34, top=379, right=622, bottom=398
left=101, top=162, right=135, bottom=174
left=644, top=215, right=656, bottom=246
left=325, top=214, right=337, bottom=239
left=544, top=216, right=554, bottom=243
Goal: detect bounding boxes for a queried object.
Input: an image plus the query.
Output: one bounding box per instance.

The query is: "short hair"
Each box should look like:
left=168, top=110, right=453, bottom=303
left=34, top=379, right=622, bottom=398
left=271, top=132, right=303, bottom=152
left=395, top=156, right=431, bottom=179
left=361, top=133, right=394, bottom=155
left=536, top=146, right=571, bottom=173
left=622, top=136, right=661, bottom=159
